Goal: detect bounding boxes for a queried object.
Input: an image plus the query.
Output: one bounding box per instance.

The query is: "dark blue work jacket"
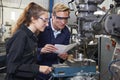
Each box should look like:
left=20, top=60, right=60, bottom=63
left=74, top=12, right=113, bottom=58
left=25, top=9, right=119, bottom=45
left=37, top=21, right=70, bottom=80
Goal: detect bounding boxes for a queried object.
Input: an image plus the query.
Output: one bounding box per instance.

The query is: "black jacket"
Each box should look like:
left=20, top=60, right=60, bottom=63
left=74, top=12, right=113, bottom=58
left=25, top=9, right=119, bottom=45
left=5, top=24, right=39, bottom=80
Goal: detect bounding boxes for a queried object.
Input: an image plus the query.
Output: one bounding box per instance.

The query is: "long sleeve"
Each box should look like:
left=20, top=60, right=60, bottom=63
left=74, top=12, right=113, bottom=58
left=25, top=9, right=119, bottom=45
left=63, top=27, right=71, bottom=45
left=6, top=30, right=39, bottom=78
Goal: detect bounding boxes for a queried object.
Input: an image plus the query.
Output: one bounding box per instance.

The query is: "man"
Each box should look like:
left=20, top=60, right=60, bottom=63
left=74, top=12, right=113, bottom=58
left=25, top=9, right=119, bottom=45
left=36, top=3, right=71, bottom=80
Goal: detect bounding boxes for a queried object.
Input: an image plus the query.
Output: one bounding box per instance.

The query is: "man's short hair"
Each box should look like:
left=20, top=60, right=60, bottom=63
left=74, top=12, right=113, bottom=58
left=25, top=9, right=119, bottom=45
left=52, top=3, right=70, bottom=15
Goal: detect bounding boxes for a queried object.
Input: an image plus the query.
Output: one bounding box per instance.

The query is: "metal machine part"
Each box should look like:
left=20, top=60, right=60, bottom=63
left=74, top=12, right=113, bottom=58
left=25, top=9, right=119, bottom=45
left=68, top=0, right=104, bottom=44
left=109, top=43, right=120, bottom=80
left=52, top=58, right=97, bottom=79
left=98, top=37, right=115, bottom=80
left=74, top=0, right=104, bottom=17
left=68, top=75, right=98, bottom=80
left=105, top=14, right=120, bottom=37
left=0, top=42, right=6, bottom=73
left=68, top=0, right=120, bottom=80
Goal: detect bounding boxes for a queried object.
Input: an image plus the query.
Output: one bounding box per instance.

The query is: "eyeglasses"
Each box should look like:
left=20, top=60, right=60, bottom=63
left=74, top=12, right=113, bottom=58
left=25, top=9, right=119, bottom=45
left=54, top=14, right=70, bottom=20
left=39, top=17, right=49, bottom=23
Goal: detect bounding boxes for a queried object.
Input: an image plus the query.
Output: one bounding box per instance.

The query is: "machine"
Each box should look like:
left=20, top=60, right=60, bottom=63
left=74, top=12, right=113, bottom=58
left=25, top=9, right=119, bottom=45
left=52, top=58, right=96, bottom=77
left=52, top=58, right=98, bottom=80
left=52, top=0, right=120, bottom=80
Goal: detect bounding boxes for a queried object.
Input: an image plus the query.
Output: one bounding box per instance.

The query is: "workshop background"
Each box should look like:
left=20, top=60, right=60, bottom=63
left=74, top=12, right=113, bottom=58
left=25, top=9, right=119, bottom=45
left=0, top=0, right=120, bottom=80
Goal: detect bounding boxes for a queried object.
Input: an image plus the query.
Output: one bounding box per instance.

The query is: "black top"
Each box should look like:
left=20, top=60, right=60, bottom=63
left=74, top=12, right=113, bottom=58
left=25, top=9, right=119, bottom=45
left=5, top=24, right=39, bottom=80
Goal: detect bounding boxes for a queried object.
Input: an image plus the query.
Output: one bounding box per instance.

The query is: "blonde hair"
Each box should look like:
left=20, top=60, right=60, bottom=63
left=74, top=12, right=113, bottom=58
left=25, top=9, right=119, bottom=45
left=52, top=3, right=70, bottom=15
left=12, top=2, right=48, bottom=35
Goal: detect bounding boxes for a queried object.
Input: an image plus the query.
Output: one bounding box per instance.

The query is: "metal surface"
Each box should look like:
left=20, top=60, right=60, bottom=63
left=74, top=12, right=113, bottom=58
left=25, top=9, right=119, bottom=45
left=109, top=42, right=120, bottom=80
left=0, top=42, right=6, bottom=73
left=52, top=59, right=96, bottom=78
left=98, top=37, right=115, bottom=80
left=105, top=14, right=120, bottom=37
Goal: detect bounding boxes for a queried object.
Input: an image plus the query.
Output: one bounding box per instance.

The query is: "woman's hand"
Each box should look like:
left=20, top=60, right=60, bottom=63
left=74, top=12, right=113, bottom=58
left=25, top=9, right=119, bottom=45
left=39, top=66, right=52, bottom=74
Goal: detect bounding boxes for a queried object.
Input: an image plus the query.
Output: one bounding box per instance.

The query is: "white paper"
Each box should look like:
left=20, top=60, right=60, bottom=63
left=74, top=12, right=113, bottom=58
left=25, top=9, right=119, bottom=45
left=54, top=43, right=77, bottom=54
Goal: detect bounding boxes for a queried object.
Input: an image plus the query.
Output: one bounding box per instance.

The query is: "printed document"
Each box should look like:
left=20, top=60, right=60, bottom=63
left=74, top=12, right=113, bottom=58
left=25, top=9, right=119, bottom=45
left=54, top=43, right=77, bottom=54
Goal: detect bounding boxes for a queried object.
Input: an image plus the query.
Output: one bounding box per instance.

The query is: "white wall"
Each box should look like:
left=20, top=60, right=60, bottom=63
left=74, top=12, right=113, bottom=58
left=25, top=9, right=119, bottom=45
left=3, top=7, right=23, bottom=25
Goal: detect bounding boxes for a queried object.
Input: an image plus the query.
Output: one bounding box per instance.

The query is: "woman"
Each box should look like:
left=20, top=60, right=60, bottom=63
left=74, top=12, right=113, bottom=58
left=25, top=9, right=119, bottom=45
left=5, top=2, right=52, bottom=80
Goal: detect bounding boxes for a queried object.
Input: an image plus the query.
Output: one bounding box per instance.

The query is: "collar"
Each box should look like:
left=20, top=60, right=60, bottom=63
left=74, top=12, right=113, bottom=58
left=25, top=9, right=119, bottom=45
left=50, top=19, right=61, bottom=33
left=46, top=18, right=68, bottom=34
left=21, top=24, right=37, bottom=41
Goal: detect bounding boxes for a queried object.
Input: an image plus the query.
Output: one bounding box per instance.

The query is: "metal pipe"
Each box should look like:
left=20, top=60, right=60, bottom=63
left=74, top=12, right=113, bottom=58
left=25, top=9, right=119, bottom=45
left=49, top=0, right=54, bottom=17
left=0, top=5, right=23, bottom=9
left=1, top=0, right=3, bottom=24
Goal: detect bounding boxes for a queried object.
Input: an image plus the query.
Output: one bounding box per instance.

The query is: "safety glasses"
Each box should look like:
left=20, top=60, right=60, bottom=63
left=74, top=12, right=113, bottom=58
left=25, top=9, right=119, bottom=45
left=54, top=14, right=70, bottom=20
left=39, top=17, right=49, bottom=23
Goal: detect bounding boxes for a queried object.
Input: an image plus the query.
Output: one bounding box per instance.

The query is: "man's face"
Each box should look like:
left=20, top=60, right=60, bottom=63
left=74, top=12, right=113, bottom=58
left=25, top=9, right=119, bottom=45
left=52, top=11, right=69, bottom=30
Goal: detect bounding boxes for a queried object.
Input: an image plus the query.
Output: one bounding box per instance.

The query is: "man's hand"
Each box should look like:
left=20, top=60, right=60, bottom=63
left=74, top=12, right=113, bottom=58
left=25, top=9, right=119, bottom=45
left=58, top=53, right=68, bottom=60
left=41, top=44, right=57, bottom=53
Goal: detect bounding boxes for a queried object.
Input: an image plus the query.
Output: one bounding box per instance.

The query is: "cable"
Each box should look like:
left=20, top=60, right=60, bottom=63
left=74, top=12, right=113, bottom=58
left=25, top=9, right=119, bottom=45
left=19, top=0, right=22, bottom=8
left=108, top=59, right=120, bottom=77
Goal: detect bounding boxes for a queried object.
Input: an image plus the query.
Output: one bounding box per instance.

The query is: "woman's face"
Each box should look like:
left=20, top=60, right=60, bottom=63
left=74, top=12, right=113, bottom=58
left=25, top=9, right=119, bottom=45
left=35, top=12, right=49, bottom=32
